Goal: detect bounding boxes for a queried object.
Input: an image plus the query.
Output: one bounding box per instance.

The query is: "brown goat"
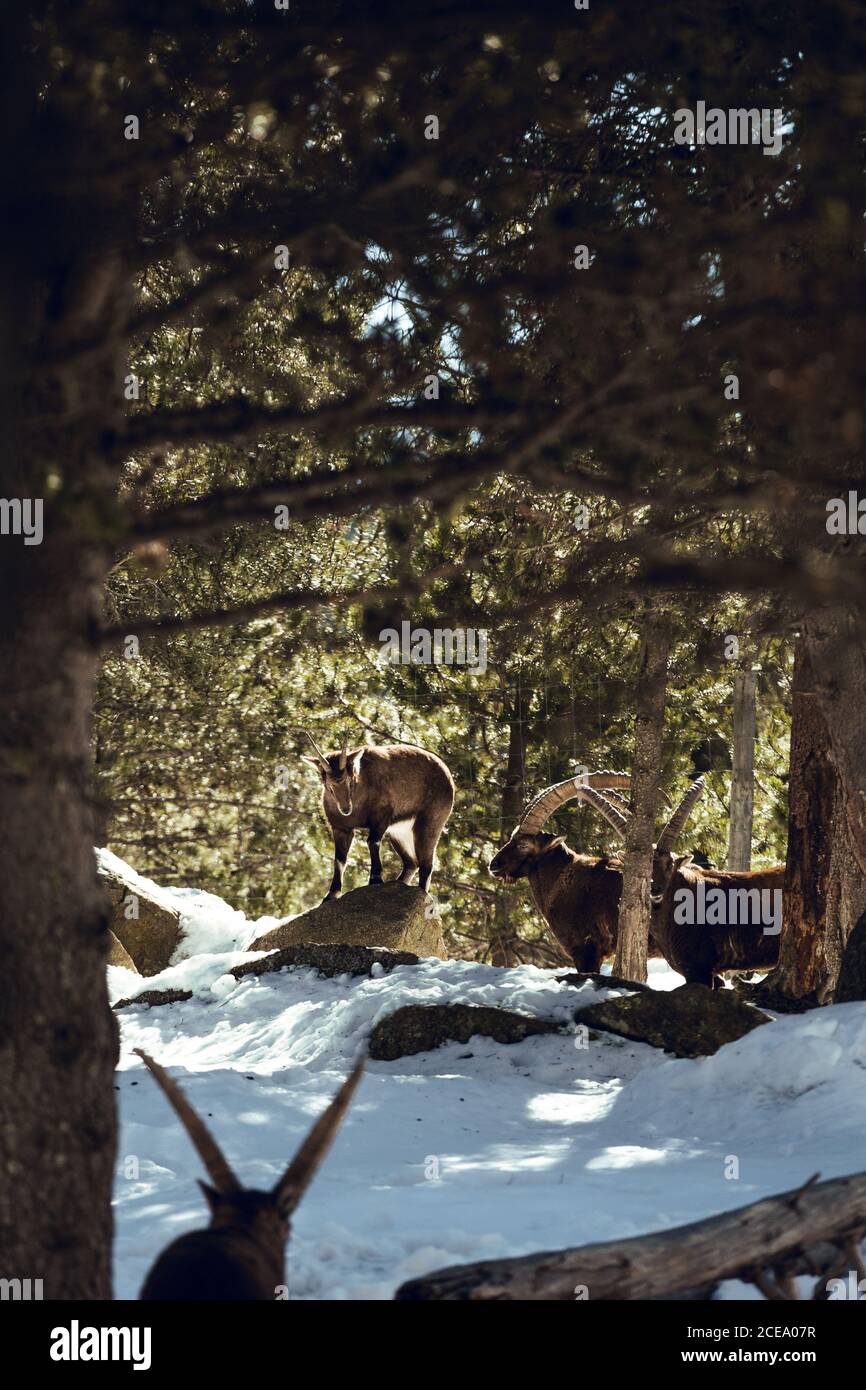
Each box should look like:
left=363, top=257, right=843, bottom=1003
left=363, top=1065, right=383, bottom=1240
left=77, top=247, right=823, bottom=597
left=492, top=841, right=637, bottom=971
left=135, top=1050, right=364, bottom=1301
left=488, top=770, right=683, bottom=971
left=490, top=770, right=783, bottom=985
left=650, top=852, right=785, bottom=987
left=301, top=732, right=454, bottom=898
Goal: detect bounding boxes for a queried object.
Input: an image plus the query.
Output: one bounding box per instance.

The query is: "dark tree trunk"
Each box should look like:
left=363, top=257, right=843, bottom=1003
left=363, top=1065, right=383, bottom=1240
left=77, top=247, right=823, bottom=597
left=803, top=608, right=866, bottom=879
left=500, top=711, right=527, bottom=832
left=727, top=668, right=756, bottom=871
left=614, top=616, right=671, bottom=982
left=491, top=710, right=528, bottom=966
left=0, top=538, right=119, bottom=1298
left=0, top=29, right=131, bottom=1296
left=765, top=635, right=866, bottom=1002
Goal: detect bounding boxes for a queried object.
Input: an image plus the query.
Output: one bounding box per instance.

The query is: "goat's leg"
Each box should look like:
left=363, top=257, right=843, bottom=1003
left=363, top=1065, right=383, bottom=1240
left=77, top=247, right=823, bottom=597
left=684, top=964, right=715, bottom=987
left=325, top=828, right=354, bottom=901
left=386, top=825, right=418, bottom=884
left=576, top=940, right=602, bottom=973
left=367, top=822, right=389, bottom=886
left=413, top=810, right=445, bottom=893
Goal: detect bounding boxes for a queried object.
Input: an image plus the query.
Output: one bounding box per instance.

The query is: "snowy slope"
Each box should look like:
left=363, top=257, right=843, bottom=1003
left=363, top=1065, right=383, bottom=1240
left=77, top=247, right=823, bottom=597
left=109, top=861, right=866, bottom=1301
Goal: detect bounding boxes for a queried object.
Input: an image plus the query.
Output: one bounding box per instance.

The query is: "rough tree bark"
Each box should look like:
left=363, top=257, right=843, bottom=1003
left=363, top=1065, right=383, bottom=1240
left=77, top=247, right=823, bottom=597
left=0, top=29, right=129, bottom=1297
left=490, top=707, right=528, bottom=966
left=727, top=668, right=756, bottom=871
left=613, top=616, right=671, bottom=982
left=395, top=1167, right=866, bottom=1301
left=759, top=638, right=866, bottom=1003
left=804, top=608, right=866, bottom=883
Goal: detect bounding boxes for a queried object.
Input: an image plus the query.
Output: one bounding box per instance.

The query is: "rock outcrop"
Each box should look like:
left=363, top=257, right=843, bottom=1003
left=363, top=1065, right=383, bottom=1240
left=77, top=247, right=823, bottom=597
left=232, top=943, right=421, bottom=981
left=574, top=982, right=771, bottom=1058
left=114, top=988, right=193, bottom=1010
left=368, top=1003, right=559, bottom=1060
left=252, top=883, right=447, bottom=958
left=99, top=858, right=183, bottom=975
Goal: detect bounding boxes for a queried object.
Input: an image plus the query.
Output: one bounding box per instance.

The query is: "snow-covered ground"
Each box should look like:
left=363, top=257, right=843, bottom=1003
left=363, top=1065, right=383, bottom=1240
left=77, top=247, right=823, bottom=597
left=107, top=855, right=866, bottom=1300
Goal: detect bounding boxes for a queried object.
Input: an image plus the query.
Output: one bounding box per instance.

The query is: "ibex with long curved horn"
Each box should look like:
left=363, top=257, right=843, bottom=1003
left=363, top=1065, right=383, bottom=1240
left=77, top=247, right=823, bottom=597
left=299, top=730, right=454, bottom=900
left=135, top=1050, right=364, bottom=1300
left=582, top=773, right=784, bottom=985
left=649, top=849, right=784, bottom=987
left=489, top=769, right=783, bottom=985
left=488, top=769, right=675, bottom=972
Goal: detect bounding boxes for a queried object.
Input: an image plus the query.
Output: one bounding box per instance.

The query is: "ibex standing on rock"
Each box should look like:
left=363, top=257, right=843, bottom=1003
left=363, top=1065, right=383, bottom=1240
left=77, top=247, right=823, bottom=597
left=300, top=732, right=454, bottom=899
left=135, top=1050, right=364, bottom=1300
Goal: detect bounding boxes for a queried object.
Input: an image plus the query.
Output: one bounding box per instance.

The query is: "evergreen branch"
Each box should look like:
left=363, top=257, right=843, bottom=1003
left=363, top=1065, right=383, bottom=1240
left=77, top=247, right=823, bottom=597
left=118, top=396, right=509, bottom=454
left=98, top=561, right=466, bottom=647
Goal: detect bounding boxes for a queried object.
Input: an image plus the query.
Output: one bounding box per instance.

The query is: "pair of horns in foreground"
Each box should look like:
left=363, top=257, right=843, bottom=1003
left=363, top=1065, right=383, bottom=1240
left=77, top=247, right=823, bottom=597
left=519, top=768, right=705, bottom=851
left=135, top=1049, right=365, bottom=1216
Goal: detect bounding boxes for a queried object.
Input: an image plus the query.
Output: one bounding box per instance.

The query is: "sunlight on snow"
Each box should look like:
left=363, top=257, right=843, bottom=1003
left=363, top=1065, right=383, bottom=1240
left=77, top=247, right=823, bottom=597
left=527, top=1089, right=617, bottom=1125
left=586, top=1145, right=694, bottom=1171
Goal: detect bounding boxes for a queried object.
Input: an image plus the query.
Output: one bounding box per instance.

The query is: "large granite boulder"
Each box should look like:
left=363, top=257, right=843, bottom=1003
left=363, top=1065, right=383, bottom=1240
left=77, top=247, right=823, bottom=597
left=368, top=1003, right=559, bottom=1060
left=99, top=858, right=183, bottom=976
left=252, top=883, right=447, bottom=958
left=574, top=982, right=771, bottom=1058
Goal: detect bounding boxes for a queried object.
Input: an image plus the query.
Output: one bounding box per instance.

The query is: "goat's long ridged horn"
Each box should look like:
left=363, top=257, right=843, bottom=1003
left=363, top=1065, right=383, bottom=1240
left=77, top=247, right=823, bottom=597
left=576, top=784, right=632, bottom=837
left=134, top=1049, right=241, bottom=1195
left=273, top=1058, right=366, bottom=1218
left=598, top=788, right=631, bottom=809
left=300, top=728, right=329, bottom=767
left=519, top=770, right=631, bottom=836
left=596, top=788, right=633, bottom=823
left=656, top=776, right=705, bottom=852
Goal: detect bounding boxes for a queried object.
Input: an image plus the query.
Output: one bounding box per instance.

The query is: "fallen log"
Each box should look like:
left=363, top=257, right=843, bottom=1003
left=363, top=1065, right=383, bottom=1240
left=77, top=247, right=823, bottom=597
left=395, top=1170, right=866, bottom=1300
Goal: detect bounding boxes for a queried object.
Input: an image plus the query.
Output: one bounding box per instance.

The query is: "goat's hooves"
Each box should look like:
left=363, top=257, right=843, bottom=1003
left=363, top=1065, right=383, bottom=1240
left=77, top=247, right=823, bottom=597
left=368, top=877, right=384, bottom=887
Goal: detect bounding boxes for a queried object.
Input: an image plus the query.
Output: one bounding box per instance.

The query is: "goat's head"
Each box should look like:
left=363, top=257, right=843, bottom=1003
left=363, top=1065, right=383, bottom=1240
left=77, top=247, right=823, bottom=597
left=489, top=770, right=632, bottom=883
left=650, top=849, right=696, bottom=906
left=300, top=729, right=361, bottom=815
left=489, top=831, right=566, bottom=882
left=134, top=1049, right=365, bottom=1251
